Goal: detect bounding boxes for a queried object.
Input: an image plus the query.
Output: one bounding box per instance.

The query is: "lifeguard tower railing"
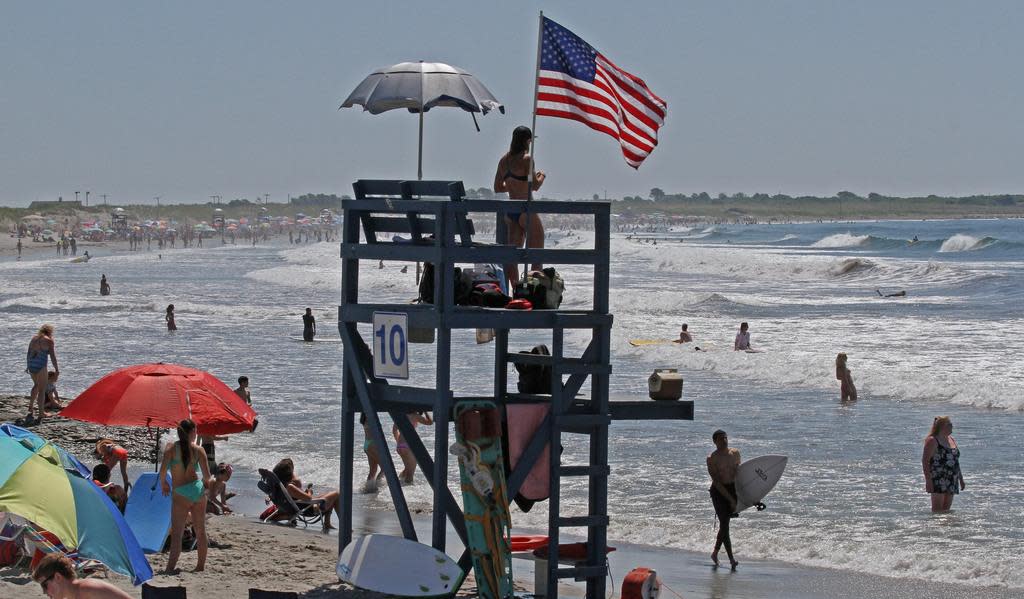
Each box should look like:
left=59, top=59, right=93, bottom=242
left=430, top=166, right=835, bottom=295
left=338, top=179, right=691, bottom=599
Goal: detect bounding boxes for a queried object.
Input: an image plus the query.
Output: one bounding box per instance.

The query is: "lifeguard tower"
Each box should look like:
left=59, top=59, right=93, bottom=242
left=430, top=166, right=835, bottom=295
left=337, top=180, right=692, bottom=598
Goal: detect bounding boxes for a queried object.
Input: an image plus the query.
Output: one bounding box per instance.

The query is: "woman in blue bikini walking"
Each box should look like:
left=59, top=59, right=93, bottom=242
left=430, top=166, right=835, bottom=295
left=25, top=324, right=58, bottom=425
left=159, top=419, right=212, bottom=573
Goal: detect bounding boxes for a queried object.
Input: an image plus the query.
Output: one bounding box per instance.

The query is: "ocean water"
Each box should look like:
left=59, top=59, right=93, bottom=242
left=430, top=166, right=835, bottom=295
left=1, top=218, right=1022, bottom=589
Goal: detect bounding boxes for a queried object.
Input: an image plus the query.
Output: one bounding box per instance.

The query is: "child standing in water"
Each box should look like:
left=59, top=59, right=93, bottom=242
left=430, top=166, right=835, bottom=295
left=836, top=353, right=857, bottom=401
left=166, top=304, right=177, bottom=331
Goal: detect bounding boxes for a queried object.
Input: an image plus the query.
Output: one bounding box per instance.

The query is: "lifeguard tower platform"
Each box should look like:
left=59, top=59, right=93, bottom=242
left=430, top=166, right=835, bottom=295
left=337, top=180, right=692, bottom=598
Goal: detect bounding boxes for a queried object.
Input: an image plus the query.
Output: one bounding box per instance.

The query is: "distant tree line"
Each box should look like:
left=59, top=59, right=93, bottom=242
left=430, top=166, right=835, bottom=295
left=618, top=188, right=1022, bottom=206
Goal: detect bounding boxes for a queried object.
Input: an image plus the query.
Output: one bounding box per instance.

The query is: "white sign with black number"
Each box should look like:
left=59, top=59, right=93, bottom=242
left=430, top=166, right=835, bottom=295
left=372, top=311, right=409, bottom=379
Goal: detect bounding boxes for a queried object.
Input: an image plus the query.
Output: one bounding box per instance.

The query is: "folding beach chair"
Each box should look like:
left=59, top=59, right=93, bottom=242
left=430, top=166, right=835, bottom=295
left=256, top=468, right=323, bottom=528
left=0, top=513, right=28, bottom=567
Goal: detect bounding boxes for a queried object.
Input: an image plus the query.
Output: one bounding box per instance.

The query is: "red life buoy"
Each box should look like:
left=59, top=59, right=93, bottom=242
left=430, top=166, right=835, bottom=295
left=622, top=567, right=660, bottom=599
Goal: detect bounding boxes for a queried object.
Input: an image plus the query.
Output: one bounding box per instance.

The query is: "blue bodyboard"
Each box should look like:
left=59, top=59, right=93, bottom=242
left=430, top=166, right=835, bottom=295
left=124, top=472, right=173, bottom=553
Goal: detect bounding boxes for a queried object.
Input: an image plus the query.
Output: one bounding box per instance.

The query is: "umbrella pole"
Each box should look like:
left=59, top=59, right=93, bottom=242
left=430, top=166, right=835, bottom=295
left=153, top=429, right=160, bottom=471
left=416, top=108, right=424, bottom=283
left=417, top=110, right=424, bottom=181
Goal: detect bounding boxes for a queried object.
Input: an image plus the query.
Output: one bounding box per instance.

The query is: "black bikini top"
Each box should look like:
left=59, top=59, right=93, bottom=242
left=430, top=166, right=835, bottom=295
left=503, top=169, right=529, bottom=182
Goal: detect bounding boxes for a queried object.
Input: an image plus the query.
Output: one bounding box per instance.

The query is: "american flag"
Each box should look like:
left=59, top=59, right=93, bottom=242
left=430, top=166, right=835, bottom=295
left=536, top=17, right=667, bottom=168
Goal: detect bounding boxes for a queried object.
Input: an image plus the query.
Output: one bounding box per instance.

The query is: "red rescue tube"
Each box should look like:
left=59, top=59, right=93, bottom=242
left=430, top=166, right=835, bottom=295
left=531, top=542, right=616, bottom=561
left=509, top=535, right=549, bottom=552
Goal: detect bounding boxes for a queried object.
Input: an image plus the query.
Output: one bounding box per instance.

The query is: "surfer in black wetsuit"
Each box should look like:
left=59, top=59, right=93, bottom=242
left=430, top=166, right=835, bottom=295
left=876, top=289, right=907, bottom=298
left=707, top=429, right=740, bottom=569
left=302, top=308, right=316, bottom=342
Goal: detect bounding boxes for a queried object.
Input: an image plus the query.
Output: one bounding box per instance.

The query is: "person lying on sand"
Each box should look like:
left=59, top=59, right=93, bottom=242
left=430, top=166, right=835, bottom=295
left=876, top=289, right=907, bottom=298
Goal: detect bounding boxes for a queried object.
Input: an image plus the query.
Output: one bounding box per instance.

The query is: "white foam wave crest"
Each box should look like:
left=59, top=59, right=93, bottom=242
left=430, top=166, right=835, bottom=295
left=939, top=234, right=991, bottom=253
left=828, top=257, right=876, bottom=276
left=811, top=233, right=871, bottom=248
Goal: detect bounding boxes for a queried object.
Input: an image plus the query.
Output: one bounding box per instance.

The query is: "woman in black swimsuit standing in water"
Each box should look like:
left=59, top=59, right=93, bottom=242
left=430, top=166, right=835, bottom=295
left=493, top=126, right=546, bottom=287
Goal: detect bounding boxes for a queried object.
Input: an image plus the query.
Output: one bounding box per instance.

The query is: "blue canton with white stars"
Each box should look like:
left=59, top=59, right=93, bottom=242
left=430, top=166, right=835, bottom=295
left=540, top=17, right=597, bottom=83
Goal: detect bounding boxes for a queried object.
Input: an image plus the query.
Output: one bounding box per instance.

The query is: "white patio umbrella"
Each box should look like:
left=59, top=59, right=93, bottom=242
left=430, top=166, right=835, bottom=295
left=340, top=61, right=504, bottom=179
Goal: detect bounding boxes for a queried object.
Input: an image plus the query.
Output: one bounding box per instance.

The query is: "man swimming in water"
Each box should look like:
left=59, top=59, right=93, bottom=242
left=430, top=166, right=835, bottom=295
left=707, top=429, right=740, bottom=569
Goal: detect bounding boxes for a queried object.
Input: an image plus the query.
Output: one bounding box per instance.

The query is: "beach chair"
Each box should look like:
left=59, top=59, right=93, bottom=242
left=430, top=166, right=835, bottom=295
left=249, top=590, right=298, bottom=599
left=142, top=583, right=187, bottom=598
left=0, top=513, right=28, bottom=567
left=256, top=468, right=323, bottom=528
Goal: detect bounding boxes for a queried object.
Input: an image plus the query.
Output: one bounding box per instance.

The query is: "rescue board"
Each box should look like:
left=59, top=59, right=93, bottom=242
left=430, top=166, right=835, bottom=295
left=337, top=534, right=464, bottom=597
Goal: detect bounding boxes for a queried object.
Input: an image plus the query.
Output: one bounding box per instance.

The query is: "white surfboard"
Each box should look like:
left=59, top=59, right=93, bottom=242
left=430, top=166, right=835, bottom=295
left=337, top=534, right=465, bottom=597
left=290, top=337, right=342, bottom=343
left=734, top=455, right=787, bottom=512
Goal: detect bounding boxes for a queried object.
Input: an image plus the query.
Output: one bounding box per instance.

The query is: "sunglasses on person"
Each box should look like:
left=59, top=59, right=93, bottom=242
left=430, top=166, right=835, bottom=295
left=38, top=573, right=55, bottom=593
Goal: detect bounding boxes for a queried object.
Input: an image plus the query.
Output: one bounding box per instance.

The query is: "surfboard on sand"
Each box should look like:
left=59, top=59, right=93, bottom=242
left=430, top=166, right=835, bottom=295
left=734, top=455, right=787, bottom=513
left=123, top=472, right=172, bottom=553
left=337, top=534, right=465, bottom=597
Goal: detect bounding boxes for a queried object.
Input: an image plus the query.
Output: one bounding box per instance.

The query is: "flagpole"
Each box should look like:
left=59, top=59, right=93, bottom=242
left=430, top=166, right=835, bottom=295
left=523, top=10, right=543, bottom=281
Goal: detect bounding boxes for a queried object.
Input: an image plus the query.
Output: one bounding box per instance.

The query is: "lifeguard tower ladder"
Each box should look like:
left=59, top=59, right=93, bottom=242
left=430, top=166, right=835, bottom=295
left=337, top=180, right=692, bottom=598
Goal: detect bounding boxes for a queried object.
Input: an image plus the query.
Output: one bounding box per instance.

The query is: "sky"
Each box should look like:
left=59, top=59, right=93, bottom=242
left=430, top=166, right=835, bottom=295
left=1, top=1, right=1023, bottom=206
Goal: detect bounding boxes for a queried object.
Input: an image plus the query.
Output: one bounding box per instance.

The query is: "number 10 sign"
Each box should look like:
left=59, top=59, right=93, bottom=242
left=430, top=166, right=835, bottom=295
left=372, top=311, right=408, bottom=379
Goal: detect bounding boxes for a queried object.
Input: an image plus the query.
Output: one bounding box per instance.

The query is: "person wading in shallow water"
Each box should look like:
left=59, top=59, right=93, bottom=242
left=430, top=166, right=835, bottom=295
left=707, top=429, right=740, bottom=569
left=302, top=307, right=316, bottom=341
left=922, top=416, right=965, bottom=513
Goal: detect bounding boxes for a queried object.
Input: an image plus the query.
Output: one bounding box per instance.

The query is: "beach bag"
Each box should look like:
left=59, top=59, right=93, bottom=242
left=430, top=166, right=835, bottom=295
left=469, top=282, right=511, bottom=308
left=418, top=264, right=472, bottom=305
left=515, top=344, right=552, bottom=394
left=513, top=268, right=564, bottom=309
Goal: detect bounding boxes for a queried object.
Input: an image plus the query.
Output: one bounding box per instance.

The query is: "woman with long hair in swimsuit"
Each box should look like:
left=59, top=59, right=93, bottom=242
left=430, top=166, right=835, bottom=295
left=158, top=419, right=212, bottom=573
left=166, top=304, right=177, bottom=331
left=835, top=353, right=857, bottom=402
left=493, top=126, right=546, bottom=287
left=393, top=412, right=433, bottom=484
left=25, top=324, right=58, bottom=425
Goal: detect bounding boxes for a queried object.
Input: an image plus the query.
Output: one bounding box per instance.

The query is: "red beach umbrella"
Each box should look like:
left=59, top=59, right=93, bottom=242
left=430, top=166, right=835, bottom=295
left=61, top=363, right=257, bottom=436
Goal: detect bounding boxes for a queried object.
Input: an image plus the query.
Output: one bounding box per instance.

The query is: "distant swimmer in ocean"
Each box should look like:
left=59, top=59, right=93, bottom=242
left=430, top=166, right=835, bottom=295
left=707, top=429, right=740, bottom=569
left=302, top=307, right=316, bottom=341
left=922, top=416, right=965, bottom=513
left=876, top=289, right=907, bottom=298
left=100, top=274, right=110, bottom=296
left=25, top=324, right=58, bottom=425
left=166, top=304, right=177, bottom=331
left=733, top=322, right=752, bottom=351
left=835, top=353, right=857, bottom=402
left=675, top=323, right=693, bottom=344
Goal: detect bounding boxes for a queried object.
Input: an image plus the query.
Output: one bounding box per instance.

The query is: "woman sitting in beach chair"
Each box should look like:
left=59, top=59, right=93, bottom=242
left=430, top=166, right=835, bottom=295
left=265, top=458, right=341, bottom=532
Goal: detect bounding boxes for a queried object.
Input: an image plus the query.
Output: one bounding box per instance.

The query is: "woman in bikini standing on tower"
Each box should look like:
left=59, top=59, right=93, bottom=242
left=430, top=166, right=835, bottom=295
left=25, top=324, right=58, bottom=425
left=494, top=126, right=546, bottom=287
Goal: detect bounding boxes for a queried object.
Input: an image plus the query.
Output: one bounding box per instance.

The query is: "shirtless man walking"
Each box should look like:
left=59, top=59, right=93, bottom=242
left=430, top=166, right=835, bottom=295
left=707, top=429, right=740, bottom=569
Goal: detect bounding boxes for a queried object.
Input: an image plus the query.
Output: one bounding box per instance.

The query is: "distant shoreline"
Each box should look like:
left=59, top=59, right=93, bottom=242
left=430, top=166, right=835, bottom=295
left=4, top=193, right=1024, bottom=228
